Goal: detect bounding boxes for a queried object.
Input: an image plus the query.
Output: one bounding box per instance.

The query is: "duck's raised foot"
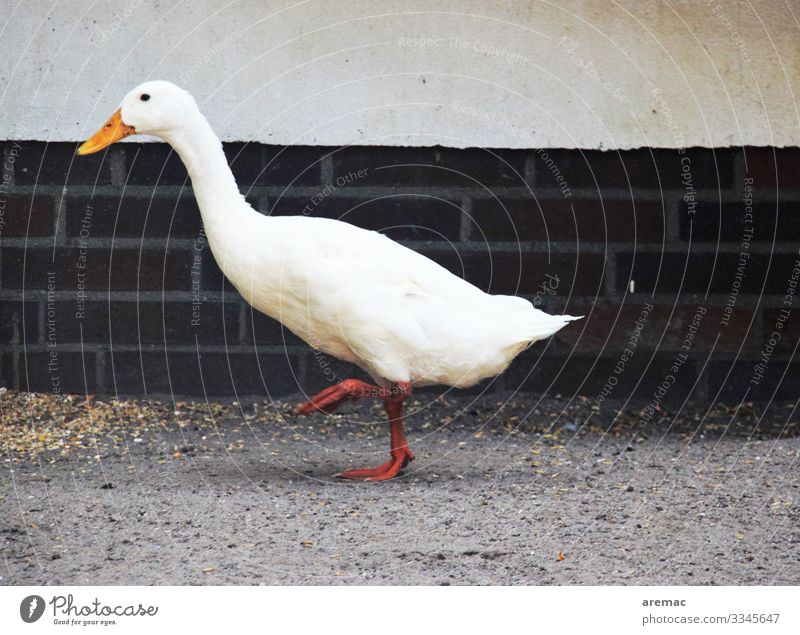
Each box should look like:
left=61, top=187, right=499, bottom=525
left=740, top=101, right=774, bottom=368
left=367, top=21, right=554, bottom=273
left=335, top=448, right=414, bottom=482
left=294, top=379, right=408, bottom=415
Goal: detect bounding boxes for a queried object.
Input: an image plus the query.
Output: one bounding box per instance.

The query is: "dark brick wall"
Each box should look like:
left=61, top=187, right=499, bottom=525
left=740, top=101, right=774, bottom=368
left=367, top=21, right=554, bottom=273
left=1, top=141, right=798, bottom=404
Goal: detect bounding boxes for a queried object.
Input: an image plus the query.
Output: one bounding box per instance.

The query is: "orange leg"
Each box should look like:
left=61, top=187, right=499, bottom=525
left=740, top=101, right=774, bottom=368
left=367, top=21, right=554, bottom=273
left=295, top=379, right=414, bottom=481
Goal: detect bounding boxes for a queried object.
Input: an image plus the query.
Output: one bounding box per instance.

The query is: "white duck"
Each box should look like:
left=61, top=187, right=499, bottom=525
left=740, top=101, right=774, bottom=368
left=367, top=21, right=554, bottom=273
left=78, top=81, right=581, bottom=481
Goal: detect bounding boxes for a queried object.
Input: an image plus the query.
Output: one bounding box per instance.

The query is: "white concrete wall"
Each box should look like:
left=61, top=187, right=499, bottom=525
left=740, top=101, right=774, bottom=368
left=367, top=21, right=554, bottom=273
left=2, top=0, right=798, bottom=148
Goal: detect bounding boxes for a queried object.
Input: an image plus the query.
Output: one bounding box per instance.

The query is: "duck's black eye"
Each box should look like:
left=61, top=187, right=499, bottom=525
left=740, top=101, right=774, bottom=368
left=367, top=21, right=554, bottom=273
left=140, top=94, right=150, bottom=102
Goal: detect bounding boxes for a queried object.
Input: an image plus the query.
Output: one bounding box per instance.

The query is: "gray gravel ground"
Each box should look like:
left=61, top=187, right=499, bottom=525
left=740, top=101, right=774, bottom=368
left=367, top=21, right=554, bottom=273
left=1, top=391, right=798, bottom=585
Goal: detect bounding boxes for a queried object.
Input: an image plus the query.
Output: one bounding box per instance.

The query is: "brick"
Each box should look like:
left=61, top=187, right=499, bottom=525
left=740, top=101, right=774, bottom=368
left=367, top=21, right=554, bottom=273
left=244, top=308, right=305, bottom=347
left=244, top=193, right=261, bottom=211
left=51, top=300, right=240, bottom=346
left=0, top=352, right=96, bottom=394
left=223, top=142, right=264, bottom=189
left=109, top=350, right=301, bottom=396
left=504, top=352, right=698, bottom=405
left=13, top=142, right=114, bottom=186
left=680, top=199, right=798, bottom=243
left=0, top=301, right=38, bottom=344
left=0, top=195, right=55, bottom=236
left=260, top=145, right=327, bottom=186
left=534, top=148, right=737, bottom=192
left=46, top=301, right=109, bottom=344
left=743, top=147, right=800, bottom=190
left=125, top=144, right=189, bottom=185
left=1, top=247, right=194, bottom=291
left=2, top=141, right=797, bottom=405
left=270, top=195, right=462, bottom=241
left=423, top=248, right=605, bottom=295
left=332, top=146, right=528, bottom=187
left=65, top=193, right=204, bottom=239
left=200, top=250, right=228, bottom=291
left=706, top=360, right=800, bottom=401
left=0, top=354, right=11, bottom=388
left=122, top=143, right=327, bottom=188
left=554, top=304, right=759, bottom=353
left=616, top=251, right=798, bottom=295
left=762, top=308, right=799, bottom=354
left=223, top=143, right=329, bottom=187
left=469, top=196, right=666, bottom=242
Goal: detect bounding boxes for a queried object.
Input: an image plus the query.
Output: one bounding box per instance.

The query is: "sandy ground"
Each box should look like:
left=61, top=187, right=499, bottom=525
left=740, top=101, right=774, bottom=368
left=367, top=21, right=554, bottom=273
left=1, top=390, right=798, bottom=585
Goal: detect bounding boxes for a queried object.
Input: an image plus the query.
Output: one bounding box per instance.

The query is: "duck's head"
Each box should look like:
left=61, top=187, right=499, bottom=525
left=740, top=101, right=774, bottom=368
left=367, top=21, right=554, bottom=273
left=78, top=80, right=199, bottom=155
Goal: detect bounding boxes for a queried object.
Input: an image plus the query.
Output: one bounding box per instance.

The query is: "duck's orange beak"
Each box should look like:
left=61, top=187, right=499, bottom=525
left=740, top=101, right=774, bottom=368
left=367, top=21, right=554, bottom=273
left=77, top=109, right=135, bottom=155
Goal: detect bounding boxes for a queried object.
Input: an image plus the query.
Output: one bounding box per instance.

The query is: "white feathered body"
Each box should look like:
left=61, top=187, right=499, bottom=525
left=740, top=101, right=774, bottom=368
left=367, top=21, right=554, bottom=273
left=116, top=93, right=584, bottom=389
left=208, top=203, right=580, bottom=388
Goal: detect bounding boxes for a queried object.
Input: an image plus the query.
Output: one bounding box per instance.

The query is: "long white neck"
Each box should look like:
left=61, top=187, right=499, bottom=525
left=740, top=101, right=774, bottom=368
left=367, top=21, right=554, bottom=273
left=161, top=111, right=247, bottom=238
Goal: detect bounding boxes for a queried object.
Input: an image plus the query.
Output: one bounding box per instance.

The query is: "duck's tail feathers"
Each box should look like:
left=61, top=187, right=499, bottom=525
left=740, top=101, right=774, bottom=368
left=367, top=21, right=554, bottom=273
left=525, top=313, right=583, bottom=342
left=551, top=313, right=584, bottom=331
